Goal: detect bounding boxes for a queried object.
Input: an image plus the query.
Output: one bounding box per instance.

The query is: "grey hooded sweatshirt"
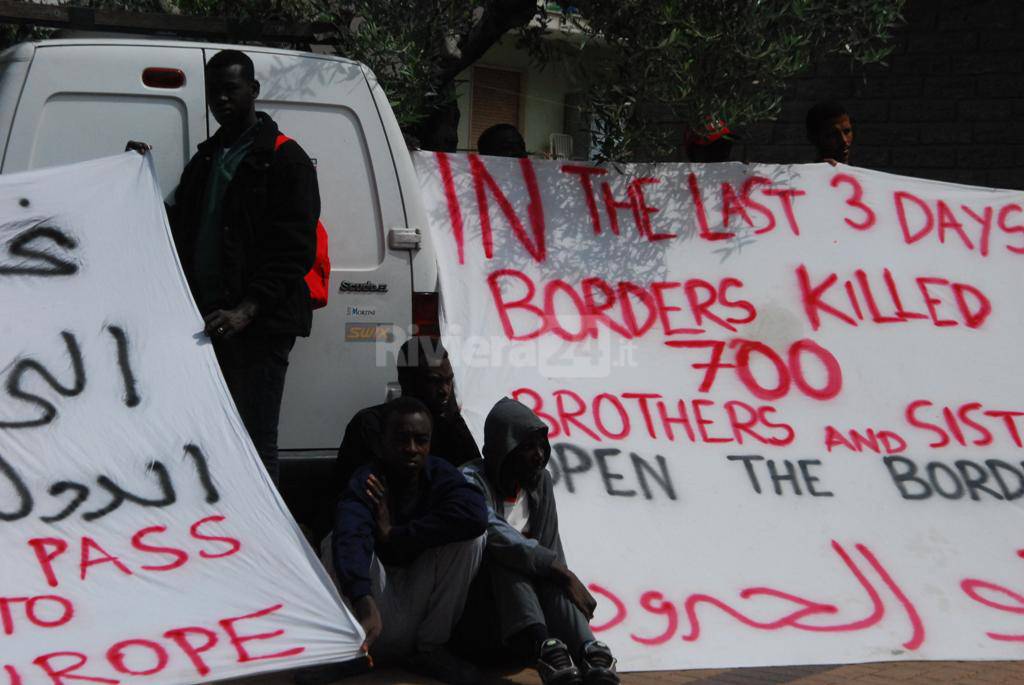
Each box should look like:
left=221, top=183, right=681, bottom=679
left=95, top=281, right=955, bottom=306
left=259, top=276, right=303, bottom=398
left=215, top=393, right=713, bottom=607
left=462, top=397, right=566, bottom=576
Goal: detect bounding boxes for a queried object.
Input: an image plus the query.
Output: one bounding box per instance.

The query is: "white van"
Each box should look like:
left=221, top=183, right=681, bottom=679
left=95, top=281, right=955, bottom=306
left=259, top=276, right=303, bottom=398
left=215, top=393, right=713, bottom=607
left=0, top=38, right=439, bottom=530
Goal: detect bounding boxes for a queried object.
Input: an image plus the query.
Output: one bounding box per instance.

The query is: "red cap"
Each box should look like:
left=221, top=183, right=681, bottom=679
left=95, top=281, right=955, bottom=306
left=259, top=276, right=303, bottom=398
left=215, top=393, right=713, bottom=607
left=685, top=118, right=731, bottom=146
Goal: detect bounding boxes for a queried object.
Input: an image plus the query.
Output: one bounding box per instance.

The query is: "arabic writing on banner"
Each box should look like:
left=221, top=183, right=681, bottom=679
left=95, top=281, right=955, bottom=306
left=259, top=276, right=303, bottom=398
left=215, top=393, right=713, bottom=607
left=0, top=154, right=361, bottom=684
left=414, top=151, right=1024, bottom=671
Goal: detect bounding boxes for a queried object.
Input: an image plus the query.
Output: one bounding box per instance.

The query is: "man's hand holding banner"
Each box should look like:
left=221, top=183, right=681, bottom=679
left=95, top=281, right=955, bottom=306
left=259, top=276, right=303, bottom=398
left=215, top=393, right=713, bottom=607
left=415, top=151, right=1024, bottom=671
left=0, top=154, right=362, bottom=684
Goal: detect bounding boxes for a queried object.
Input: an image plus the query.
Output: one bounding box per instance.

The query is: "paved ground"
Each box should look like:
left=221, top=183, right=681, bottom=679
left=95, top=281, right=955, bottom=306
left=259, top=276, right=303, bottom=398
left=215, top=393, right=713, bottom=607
left=233, top=660, right=1024, bottom=684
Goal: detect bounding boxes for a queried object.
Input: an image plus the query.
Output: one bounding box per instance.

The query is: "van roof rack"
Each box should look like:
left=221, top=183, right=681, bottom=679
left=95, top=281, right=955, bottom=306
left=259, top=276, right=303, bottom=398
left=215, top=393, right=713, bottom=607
left=0, top=0, right=339, bottom=43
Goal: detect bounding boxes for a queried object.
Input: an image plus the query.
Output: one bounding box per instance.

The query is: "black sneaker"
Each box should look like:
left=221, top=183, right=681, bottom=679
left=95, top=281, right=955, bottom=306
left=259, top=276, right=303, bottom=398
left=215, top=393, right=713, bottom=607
left=403, top=646, right=482, bottom=685
left=536, top=638, right=582, bottom=685
left=579, top=640, right=619, bottom=685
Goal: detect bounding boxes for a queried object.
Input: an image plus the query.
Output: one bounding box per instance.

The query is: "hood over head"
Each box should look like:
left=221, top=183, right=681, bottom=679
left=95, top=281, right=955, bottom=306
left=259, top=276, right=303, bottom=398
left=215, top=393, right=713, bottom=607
left=482, top=397, right=550, bottom=488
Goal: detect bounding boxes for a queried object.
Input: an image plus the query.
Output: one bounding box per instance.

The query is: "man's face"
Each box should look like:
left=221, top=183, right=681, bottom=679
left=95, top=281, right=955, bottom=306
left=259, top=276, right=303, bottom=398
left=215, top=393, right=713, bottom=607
left=412, top=358, right=455, bottom=419
left=206, top=64, right=258, bottom=128
left=501, top=431, right=548, bottom=494
left=815, top=114, right=854, bottom=163
left=380, top=411, right=431, bottom=484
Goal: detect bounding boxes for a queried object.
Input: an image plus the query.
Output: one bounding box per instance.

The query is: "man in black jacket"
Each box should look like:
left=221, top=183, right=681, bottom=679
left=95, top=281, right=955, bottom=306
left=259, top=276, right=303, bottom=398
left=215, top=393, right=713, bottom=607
left=168, top=50, right=319, bottom=484
left=332, top=397, right=487, bottom=684
left=460, top=398, right=619, bottom=685
left=335, top=336, right=480, bottom=492
left=806, top=101, right=854, bottom=166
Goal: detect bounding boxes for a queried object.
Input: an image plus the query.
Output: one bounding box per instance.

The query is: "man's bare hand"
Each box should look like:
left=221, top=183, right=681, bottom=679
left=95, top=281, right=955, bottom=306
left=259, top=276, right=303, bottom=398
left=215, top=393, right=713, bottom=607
left=353, top=595, right=383, bottom=652
left=550, top=560, right=597, bottom=620
left=564, top=572, right=597, bottom=620
left=822, top=157, right=839, bottom=167
left=125, top=141, right=152, bottom=155
left=203, top=299, right=258, bottom=340
left=365, top=474, right=392, bottom=543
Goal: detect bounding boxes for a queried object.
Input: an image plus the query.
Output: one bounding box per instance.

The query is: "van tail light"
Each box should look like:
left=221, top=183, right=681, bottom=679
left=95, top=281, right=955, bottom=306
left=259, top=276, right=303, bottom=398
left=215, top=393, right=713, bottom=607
left=143, top=68, right=186, bottom=89
left=412, top=291, right=440, bottom=337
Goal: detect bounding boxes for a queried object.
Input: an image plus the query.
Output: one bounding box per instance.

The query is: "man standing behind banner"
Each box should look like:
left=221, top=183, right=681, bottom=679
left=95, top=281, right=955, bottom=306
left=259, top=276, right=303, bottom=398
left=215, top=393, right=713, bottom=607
left=135, top=50, right=319, bottom=484
left=459, top=398, right=620, bottom=685
left=806, top=101, right=854, bottom=166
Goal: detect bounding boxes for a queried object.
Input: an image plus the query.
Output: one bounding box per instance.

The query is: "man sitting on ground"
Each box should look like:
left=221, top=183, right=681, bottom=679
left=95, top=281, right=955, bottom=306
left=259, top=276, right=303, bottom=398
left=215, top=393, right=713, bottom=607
left=332, top=396, right=487, bottom=684
left=335, top=336, right=480, bottom=491
left=460, top=397, right=619, bottom=685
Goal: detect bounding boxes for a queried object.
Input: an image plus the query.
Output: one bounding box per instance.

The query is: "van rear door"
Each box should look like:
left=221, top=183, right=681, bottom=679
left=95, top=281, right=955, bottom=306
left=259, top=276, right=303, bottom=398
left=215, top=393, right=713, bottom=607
left=224, top=49, right=413, bottom=451
left=2, top=42, right=207, bottom=198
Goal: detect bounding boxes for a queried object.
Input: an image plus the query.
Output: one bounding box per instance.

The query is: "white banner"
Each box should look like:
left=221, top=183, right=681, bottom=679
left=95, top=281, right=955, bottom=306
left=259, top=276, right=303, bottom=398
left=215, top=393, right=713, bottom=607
left=415, top=151, right=1024, bottom=671
left=0, top=154, right=362, bottom=683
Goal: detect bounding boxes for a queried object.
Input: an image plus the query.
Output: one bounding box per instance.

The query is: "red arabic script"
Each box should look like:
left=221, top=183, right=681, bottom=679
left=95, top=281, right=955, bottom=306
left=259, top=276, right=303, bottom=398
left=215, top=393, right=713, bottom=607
left=961, top=548, right=1024, bottom=642
left=589, top=541, right=924, bottom=650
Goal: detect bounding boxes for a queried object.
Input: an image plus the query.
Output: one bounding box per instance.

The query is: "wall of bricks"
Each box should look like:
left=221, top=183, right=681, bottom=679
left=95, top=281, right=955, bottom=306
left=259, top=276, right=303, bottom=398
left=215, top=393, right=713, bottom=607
left=734, top=0, right=1024, bottom=190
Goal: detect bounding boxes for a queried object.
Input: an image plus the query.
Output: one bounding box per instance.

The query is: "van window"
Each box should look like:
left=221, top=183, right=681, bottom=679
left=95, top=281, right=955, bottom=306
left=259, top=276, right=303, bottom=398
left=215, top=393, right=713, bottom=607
left=258, top=102, right=384, bottom=270
left=30, top=93, right=191, bottom=197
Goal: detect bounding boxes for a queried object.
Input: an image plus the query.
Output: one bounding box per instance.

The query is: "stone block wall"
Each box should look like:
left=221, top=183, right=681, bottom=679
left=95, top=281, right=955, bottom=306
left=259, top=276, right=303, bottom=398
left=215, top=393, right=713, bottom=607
left=734, top=0, right=1024, bottom=189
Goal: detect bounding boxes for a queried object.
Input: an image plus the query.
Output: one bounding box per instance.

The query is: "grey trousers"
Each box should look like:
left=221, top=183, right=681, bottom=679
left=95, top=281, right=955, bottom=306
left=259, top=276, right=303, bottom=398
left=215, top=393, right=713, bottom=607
left=492, top=564, right=595, bottom=657
left=367, top=537, right=485, bottom=658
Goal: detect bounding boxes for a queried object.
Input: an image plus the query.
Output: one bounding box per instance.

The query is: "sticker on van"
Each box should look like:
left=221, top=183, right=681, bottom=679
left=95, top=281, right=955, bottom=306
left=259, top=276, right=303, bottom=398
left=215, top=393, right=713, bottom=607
left=345, top=322, right=394, bottom=342
left=339, top=280, right=388, bottom=293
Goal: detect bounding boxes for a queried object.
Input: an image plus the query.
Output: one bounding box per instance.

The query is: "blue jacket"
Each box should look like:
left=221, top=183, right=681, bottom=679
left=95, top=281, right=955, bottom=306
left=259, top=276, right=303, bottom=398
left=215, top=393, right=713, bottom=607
left=332, top=456, right=487, bottom=600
